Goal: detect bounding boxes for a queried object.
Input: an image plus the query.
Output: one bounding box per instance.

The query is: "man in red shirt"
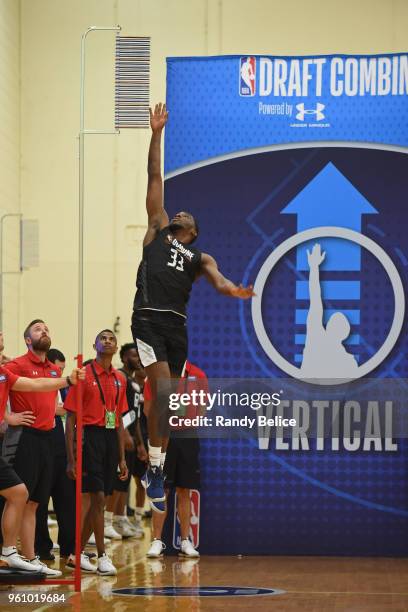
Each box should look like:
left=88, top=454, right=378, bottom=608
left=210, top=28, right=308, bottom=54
left=0, top=328, right=83, bottom=574
left=65, top=329, right=128, bottom=576
left=3, top=319, right=83, bottom=576
left=144, top=361, right=207, bottom=559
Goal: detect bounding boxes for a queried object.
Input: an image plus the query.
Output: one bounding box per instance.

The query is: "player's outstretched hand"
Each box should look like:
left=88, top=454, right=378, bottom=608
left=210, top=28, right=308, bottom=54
left=231, top=284, right=255, bottom=299
left=150, top=103, right=168, bottom=132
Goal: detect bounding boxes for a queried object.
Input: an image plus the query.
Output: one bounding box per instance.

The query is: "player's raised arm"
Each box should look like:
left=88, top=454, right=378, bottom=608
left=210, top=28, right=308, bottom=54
left=306, top=243, right=325, bottom=328
left=143, top=103, right=170, bottom=246
left=200, top=253, right=255, bottom=299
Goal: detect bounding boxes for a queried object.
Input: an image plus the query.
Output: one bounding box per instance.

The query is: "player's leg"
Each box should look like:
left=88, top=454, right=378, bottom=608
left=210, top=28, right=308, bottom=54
left=165, top=318, right=189, bottom=467
left=176, top=488, right=191, bottom=540
left=146, top=491, right=168, bottom=558
left=1, top=427, right=40, bottom=565
left=111, top=464, right=139, bottom=538
left=104, top=493, right=122, bottom=539
left=144, top=360, right=172, bottom=449
left=0, top=457, right=42, bottom=571
left=147, top=326, right=188, bottom=513
left=65, top=491, right=95, bottom=574
left=131, top=312, right=169, bottom=449
left=22, top=435, right=62, bottom=576
left=20, top=501, right=38, bottom=560
left=176, top=438, right=200, bottom=558
left=1, top=484, right=28, bottom=547
left=132, top=313, right=183, bottom=508
left=146, top=437, right=175, bottom=557
left=135, top=475, right=146, bottom=509
left=35, top=442, right=58, bottom=559
left=77, top=427, right=106, bottom=571
left=9, top=430, right=43, bottom=561
left=96, top=430, right=119, bottom=576
left=148, top=497, right=167, bottom=556
left=132, top=411, right=148, bottom=529
left=34, top=500, right=53, bottom=560
left=80, top=493, right=93, bottom=547
left=89, top=491, right=105, bottom=556
left=51, top=454, right=75, bottom=558
left=177, top=487, right=199, bottom=558
left=140, top=361, right=172, bottom=508
left=132, top=472, right=147, bottom=536
left=151, top=504, right=167, bottom=541
left=88, top=426, right=113, bottom=557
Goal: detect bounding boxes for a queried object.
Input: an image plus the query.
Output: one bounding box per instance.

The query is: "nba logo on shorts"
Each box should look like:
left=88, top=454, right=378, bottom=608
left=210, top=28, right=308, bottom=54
left=239, top=56, right=256, bottom=96
left=173, top=489, right=200, bottom=548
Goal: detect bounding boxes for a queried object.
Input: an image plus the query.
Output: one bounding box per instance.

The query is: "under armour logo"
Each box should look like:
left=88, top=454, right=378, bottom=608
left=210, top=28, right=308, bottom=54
left=296, top=103, right=325, bottom=121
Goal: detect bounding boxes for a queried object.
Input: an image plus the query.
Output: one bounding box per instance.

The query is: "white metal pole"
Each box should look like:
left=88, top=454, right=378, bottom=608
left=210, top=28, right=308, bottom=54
left=0, top=213, right=22, bottom=330
left=78, top=25, right=120, bottom=357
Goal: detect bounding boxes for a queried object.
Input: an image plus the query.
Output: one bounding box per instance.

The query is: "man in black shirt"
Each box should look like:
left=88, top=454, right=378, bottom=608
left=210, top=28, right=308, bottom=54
left=131, top=103, right=254, bottom=512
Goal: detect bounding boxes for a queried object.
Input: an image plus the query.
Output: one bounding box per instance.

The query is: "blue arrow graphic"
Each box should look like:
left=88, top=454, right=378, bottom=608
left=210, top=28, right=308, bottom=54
left=281, top=162, right=378, bottom=271
left=281, top=162, right=378, bottom=364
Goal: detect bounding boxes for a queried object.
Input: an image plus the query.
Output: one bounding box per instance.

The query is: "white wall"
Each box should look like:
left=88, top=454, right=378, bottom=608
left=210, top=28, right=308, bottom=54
left=0, top=0, right=403, bottom=366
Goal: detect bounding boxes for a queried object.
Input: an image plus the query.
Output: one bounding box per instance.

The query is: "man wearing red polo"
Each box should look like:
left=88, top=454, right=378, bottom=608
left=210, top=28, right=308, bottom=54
left=2, top=319, right=81, bottom=576
left=0, top=355, right=82, bottom=573
left=65, top=329, right=128, bottom=576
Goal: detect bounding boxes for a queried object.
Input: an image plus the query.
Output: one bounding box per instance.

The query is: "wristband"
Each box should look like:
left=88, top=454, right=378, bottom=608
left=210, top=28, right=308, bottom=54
left=66, top=376, right=73, bottom=387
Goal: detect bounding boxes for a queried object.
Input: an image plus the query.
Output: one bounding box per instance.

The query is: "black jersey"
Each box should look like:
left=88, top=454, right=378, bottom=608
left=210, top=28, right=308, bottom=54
left=118, top=368, right=146, bottom=438
left=133, top=226, right=202, bottom=318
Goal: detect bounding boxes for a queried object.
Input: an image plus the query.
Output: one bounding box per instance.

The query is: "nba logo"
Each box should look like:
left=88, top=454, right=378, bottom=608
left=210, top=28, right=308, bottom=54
left=239, top=56, right=256, bottom=96
left=173, top=490, right=200, bottom=549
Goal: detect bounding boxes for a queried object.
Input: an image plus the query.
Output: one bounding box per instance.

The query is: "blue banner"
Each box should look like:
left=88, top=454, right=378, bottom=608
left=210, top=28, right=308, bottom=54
left=165, top=53, right=408, bottom=175
left=164, top=54, right=408, bottom=556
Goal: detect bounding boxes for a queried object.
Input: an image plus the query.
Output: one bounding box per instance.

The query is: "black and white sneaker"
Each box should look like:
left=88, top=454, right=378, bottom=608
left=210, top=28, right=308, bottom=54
left=96, top=553, right=117, bottom=576
left=0, top=548, right=42, bottom=572
left=28, top=557, right=62, bottom=577
left=65, top=553, right=96, bottom=573
left=147, top=539, right=166, bottom=558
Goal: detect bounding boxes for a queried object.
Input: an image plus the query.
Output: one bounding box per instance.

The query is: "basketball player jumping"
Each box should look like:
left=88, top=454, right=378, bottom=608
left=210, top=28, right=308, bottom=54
left=132, top=103, right=254, bottom=511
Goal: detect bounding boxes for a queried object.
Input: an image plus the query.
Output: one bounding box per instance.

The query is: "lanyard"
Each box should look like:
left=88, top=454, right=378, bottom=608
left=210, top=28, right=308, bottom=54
left=91, top=363, right=119, bottom=409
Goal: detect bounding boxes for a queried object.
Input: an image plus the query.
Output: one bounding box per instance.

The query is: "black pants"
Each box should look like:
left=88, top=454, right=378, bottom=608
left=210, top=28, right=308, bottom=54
left=35, top=453, right=75, bottom=557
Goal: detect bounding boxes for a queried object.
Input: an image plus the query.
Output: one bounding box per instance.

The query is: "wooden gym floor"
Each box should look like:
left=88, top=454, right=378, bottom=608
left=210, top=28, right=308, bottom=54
left=0, top=521, right=407, bottom=611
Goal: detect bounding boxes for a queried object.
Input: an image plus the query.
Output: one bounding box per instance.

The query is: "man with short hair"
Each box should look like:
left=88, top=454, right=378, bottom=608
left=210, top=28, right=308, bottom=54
left=1, top=323, right=83, bottom=575
left=65, top=329, right=128, bottom=575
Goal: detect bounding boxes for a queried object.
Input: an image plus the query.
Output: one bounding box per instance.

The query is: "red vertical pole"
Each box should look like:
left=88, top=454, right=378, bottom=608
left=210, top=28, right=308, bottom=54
left=74, top=353, right=83, bottom=593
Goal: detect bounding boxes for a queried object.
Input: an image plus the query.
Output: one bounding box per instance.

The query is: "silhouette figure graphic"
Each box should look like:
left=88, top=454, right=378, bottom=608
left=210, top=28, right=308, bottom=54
left=300, top=244, right=359, bottom=379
